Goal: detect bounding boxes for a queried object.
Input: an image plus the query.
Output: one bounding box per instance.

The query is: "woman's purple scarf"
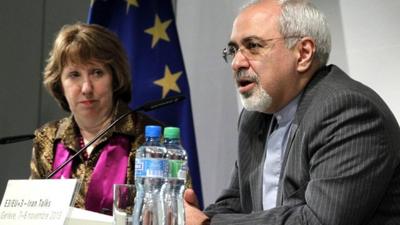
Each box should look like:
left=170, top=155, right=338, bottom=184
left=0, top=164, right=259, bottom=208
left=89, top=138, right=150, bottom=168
left=51, top=135, right=130, bottom=214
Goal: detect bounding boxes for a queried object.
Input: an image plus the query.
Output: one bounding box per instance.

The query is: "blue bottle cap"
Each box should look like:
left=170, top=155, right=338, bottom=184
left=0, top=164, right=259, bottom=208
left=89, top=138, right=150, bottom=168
left=145, top=125, right=162, bottom=138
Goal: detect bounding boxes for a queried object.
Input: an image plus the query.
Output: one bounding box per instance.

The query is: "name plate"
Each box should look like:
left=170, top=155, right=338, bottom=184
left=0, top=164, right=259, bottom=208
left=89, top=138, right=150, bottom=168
left=0, top=179, right=80, bottom=225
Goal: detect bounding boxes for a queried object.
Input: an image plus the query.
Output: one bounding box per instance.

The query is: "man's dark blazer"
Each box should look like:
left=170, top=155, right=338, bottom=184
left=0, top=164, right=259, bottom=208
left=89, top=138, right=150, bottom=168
left=204, top=65, right=400, bottom=225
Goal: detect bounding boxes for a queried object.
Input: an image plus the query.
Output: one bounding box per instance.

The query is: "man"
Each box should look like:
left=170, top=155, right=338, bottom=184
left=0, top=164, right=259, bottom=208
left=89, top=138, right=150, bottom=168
left=185, top=0, right=400, bottom=224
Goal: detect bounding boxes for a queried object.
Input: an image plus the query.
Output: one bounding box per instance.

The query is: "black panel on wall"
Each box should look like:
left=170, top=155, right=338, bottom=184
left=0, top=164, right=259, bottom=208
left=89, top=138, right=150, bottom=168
left=0, top=0, right=89, bottom=198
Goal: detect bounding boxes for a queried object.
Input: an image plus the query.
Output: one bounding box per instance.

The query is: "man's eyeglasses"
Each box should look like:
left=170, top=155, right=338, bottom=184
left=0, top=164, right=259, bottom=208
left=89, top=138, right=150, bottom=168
left=222, top=36, right=302, bottom=64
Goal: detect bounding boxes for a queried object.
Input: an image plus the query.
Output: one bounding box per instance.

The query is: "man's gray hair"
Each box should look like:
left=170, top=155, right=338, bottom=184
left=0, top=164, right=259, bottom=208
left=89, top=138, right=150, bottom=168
left=241, top=0, right=331, bottom=65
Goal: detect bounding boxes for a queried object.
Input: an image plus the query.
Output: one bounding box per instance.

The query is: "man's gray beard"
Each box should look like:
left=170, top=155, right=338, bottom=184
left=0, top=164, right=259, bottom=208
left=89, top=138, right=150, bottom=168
left=239, top=87, right=272, bottom=112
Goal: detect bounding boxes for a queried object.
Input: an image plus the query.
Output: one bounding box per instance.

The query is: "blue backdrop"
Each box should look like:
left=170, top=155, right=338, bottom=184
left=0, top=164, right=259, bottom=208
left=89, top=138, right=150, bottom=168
left=88, top=0, right=203, bottom=208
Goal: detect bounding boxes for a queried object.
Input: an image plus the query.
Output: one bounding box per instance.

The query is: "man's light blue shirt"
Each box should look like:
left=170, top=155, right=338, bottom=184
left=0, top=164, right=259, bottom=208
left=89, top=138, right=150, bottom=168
left=262, top=95, right=300, bottom=210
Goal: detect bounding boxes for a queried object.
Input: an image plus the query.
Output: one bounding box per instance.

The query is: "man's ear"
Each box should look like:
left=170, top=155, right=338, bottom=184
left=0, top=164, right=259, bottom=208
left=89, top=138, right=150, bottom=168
left=295, top=37, right=316, bottom=73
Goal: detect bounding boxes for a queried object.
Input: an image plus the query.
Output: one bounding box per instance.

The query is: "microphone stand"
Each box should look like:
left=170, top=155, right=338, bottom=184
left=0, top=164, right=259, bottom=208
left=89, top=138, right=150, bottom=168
left=46, top=95, right=184, bottom=179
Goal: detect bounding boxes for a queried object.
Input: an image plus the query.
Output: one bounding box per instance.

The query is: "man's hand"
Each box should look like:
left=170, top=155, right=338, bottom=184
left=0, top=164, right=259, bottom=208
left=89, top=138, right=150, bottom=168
left=184, top=188, right=210, bottom=225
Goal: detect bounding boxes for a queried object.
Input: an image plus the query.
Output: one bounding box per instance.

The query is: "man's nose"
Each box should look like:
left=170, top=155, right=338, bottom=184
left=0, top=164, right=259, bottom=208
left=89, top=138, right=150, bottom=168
left=231, top=49, right=250, bottom=72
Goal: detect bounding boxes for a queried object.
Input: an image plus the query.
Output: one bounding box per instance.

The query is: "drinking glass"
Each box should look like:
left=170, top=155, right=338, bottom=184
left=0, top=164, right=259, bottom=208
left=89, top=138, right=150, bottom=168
left=113, top=184, right=136, bottom=225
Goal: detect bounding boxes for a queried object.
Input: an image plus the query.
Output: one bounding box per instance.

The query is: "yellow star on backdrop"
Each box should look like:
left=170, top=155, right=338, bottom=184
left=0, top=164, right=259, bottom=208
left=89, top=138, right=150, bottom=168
left=154, top=66, right=182, bottom=98
left=145, top=15, right=172, bottom=48
left=126, top=0, right=139, bottom=13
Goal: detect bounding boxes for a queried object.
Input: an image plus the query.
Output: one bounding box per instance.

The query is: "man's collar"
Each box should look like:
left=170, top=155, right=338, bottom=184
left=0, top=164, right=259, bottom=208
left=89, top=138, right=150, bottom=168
left=274, top=93, right=301, bottom=126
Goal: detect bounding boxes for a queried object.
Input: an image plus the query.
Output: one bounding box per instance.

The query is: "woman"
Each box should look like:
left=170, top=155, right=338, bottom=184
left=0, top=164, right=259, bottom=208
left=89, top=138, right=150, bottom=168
left=30, top=22, right=161, bottom=214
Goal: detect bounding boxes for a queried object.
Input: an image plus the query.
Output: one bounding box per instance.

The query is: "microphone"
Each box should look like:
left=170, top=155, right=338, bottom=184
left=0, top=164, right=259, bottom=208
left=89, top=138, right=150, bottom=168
left=0, top=134, right=36, bottom=145
left=46, top=95, right=185, bottom=179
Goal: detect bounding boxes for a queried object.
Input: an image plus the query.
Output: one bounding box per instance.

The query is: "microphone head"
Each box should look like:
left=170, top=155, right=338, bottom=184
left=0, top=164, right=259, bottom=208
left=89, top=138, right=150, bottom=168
left=138, top=95, right=185, bottom=112
left=0, top=134, right=35, bottom=145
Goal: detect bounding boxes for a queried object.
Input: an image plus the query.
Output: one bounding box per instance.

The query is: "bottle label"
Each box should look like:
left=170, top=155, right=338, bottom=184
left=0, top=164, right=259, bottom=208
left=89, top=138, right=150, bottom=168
left=135, top=158, right=168, bottom=178
left=168, top=160, right=187, bottom=180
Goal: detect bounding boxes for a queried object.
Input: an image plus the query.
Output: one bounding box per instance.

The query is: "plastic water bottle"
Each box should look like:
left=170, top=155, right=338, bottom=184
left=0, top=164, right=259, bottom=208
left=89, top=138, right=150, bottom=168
left=133, top=125, right=168, bottom=225
left=161, top=127, right=188, bottom=225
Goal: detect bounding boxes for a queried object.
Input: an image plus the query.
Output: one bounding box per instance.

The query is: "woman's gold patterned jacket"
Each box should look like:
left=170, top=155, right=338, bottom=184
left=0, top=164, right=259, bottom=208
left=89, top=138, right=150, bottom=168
left=30, top=102, right=161, bottom=210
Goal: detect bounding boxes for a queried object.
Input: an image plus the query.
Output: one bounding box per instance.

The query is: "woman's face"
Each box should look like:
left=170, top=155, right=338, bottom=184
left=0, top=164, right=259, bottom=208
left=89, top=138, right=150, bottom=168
left=61, top=60, right=114, bottom=125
